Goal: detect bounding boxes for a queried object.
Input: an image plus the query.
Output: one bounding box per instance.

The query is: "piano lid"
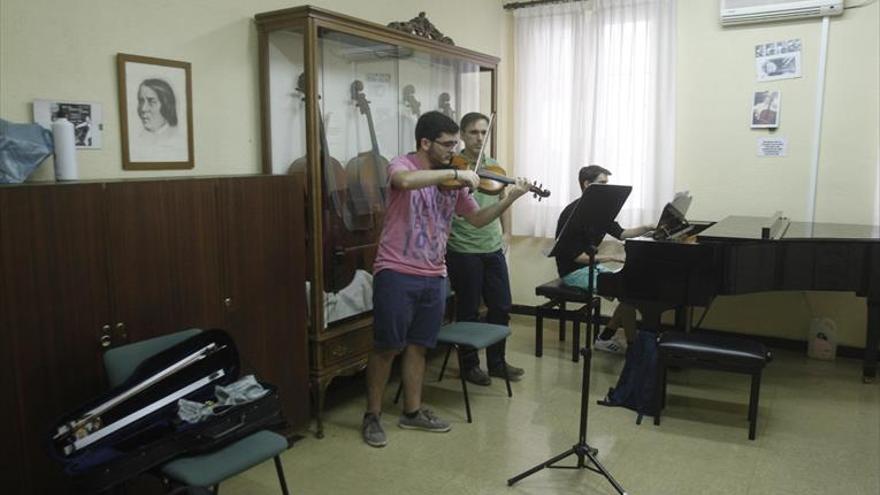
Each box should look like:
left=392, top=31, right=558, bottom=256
left=698, top=215, right=880, bottom=242
left=785, top=221, right=880, bottom=240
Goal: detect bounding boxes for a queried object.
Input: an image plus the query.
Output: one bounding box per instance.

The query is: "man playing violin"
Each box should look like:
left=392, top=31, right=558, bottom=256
left=554, top=165, right=652, bottom=353
left=362, top=111, right=530, bottom=448
left=445, top=112, right=524, bottom=387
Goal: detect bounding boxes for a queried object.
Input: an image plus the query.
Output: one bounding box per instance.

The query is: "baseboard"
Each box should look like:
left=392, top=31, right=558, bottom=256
left=510, top=304, right=866, bottom=360
left=511, top=304, right=537, bottom=316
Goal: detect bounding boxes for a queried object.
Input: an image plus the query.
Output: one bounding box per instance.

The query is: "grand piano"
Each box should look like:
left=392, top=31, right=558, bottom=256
left=598, top=215, right=880, bottom=382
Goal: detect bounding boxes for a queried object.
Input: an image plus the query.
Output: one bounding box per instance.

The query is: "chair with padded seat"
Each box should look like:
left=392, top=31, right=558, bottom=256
left=395, top=321, right=513, bottom=423
left=103, top=329, right=291, bottom=494
left=655, top=330, right=773, bottom=440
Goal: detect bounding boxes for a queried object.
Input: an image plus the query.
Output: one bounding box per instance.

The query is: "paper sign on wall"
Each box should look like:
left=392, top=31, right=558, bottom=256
left=755, top=39, right=801, bottom=82
left=757, top=137, right=787, bottom=157
left=33, top=99, right=103, bottom=149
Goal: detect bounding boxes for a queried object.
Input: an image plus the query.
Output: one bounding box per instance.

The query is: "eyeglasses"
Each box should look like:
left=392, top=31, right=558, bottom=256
left=432, top=139, right=459, bottom=149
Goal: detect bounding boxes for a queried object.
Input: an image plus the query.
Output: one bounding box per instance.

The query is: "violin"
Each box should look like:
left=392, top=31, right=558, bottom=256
left=441, top=154, right=550, bottom=200
left=438, top=92, right=455, bottom=120
left=346, top=80, right=389, bottom=221
left=289, top=73, right=348, bottom=221
left=288, top=73, right=359, bottom=292
left=439, top=112, right=550, bottom=200
left=403, top=84, right=421, bottom=117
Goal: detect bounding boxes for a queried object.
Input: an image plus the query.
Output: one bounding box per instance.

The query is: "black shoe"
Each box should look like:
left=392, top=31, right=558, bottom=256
left=488, top=363, right=525, bottom=381
left=462, top=367, right=491, bottom=386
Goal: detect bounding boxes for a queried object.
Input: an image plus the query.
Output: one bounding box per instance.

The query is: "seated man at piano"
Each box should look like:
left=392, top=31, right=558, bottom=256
left=553, top=165, right=652, bottom=353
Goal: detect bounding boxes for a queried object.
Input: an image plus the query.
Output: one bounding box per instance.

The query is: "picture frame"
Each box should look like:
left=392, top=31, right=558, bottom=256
left=117, top=53, right=193, bottom=170
left=751, top=90, right=780, bottom=129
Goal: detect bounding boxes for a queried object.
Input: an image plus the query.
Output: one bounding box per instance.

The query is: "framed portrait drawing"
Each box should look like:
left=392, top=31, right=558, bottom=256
left=117, top=53, right=194, bottom=170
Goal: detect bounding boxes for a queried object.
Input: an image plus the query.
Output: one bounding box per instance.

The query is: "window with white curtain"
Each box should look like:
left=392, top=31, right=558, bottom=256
left=511, top=0, right=676, bottom=238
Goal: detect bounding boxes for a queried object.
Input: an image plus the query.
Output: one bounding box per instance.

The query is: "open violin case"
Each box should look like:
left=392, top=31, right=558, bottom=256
left=48, top=329, right=285, bottom=493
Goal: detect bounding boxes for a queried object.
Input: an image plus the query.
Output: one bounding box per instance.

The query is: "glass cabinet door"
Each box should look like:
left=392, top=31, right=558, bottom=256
left=318, top=29, right=399, bottom=241
left=266, top=28, right=307, bottom=176
left=397, top=54, right=482, bottom=154
left=261, top=10, right=498, bottom=329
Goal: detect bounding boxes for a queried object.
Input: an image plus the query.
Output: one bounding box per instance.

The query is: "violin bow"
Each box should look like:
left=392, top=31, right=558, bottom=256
left=473, top=112, right=496, bottom=174
left=471, top=113, right=549, bottom=201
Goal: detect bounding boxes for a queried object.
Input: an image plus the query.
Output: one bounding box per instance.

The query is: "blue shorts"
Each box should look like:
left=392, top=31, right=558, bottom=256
left=372, top=269, right=448, bottom=350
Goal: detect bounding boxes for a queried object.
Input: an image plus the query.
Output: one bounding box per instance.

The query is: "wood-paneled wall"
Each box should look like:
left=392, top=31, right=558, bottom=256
left=0, top=175, right=308, bottom=494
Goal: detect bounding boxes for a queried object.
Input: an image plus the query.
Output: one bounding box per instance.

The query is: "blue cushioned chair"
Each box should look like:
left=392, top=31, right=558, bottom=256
left=103, top=329, right=291, bottom=494
left=396, top=321, right=513, bottom=423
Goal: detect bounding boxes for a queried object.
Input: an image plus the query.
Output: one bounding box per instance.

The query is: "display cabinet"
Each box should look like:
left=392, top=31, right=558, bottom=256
left=255, top=5, right=499, bottom=437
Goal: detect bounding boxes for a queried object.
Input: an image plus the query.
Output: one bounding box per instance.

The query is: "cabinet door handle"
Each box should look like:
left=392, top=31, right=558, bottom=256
left=224, top=297, right=233, bottom=307
left=100, top=324, right=112, bottom=348
left=115, top=322, right=127, bottom=341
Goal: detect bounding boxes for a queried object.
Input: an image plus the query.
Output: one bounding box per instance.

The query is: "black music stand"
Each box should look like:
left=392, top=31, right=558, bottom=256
left=509, top=184, right=631, bottom=494
left=548, top=184, right=632, bottom=259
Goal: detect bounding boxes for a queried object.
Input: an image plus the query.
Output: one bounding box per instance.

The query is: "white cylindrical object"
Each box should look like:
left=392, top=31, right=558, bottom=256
left=807, top=16, right=831, bottom=224
left=52, top=117, right=79, bottom=181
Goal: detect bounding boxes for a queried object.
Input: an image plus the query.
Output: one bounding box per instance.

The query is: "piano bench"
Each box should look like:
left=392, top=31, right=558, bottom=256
left=534, top=278, right=601, bottom=363
left=655, top=331, right=773, bottom=440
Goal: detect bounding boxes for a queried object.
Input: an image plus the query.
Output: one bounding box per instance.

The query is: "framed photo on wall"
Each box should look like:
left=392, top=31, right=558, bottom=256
left=117, top=53, right=193, bottom=170
left=751, top=90, right=780, bottom=129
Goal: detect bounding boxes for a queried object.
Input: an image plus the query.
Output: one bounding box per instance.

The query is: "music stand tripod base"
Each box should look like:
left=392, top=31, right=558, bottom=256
left=507, top=347, right=627, bottom=494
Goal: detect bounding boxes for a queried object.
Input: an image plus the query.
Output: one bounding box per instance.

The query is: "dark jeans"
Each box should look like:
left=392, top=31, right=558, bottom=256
left=446, top=249, right=512, bottom=370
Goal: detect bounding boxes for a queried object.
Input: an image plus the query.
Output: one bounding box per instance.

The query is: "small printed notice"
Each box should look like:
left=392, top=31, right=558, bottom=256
left=757, top=137, right=787, bottom=157
left=365, top=72, right=392, bottom=98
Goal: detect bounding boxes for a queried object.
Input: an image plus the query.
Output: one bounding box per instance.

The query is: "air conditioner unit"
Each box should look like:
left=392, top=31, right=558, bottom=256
left=720, top=0, right=844, bottom=26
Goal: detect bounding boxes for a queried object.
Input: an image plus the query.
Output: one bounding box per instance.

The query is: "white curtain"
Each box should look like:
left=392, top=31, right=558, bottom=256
left=511, top=0, right=676, bottom=237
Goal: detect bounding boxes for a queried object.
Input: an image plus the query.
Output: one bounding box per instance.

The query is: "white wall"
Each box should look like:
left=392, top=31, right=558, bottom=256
left=0, top=0, right=509, bottom=181
left=673, top=1, right=879, bottom=347
left=676, top=2, right=878, bottom=225
left=509, top=1, right=879, bottom=348
left=3, top=0, right=877, bottom=346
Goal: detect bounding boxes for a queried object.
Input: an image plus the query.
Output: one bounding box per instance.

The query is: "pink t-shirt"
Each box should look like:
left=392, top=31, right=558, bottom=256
left=373, top=153, right=480, bottom=277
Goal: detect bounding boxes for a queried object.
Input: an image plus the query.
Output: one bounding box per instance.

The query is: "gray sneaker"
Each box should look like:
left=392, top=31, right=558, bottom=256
left=362, top=413, right=387, bottom=447
left=398, top=408, right=451, bottom=432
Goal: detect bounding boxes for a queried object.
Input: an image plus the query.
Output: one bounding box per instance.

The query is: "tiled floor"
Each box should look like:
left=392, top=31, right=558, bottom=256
left=222, top=315, right=880, bottom=494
